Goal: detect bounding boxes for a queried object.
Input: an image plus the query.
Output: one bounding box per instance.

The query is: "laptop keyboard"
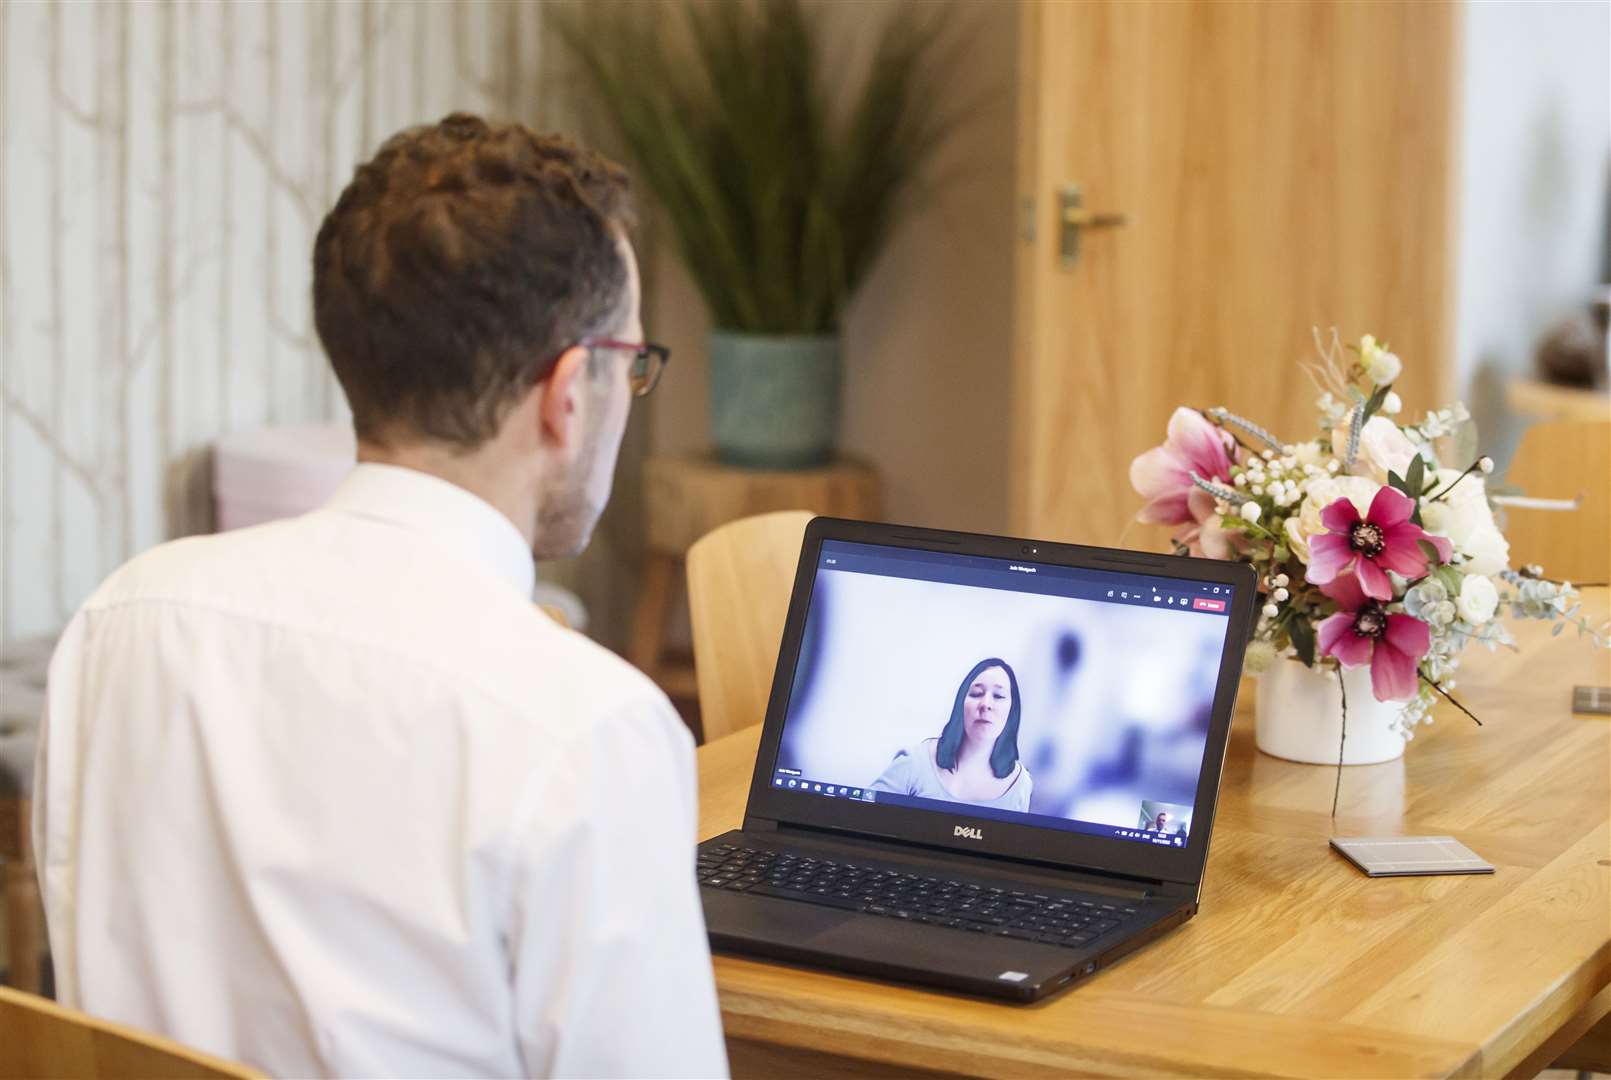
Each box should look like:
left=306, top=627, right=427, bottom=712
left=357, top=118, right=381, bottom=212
left=698, top=843, right=1141, bottom=948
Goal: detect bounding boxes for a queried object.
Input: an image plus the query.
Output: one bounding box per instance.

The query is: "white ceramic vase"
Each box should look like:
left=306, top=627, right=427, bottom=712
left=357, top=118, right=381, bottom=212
left=1254, top=658, right=1406, bottom=765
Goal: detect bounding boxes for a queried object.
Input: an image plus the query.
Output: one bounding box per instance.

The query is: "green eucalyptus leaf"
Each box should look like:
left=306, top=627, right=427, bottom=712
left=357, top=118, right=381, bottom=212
left=1406, top=454, right=1425, bottom=499
left=1361, top=383, right=1391, bottom=421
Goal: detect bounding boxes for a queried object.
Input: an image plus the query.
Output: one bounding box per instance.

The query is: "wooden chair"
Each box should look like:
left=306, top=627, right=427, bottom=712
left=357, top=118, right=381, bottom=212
left=1502, top=418, right=1610, bottom=585
left=1, top=796, right=42, bottom=992
left=686, top=510, right=815, bottom=743
left=0, top=985, right=265, bottom=1079
left=1507, top=416, right=1611, bottom=1075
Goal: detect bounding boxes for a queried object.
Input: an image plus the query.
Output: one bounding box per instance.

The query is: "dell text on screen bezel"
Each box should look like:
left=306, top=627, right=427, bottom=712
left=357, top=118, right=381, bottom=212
left=742, top=516, right=1258, bottom=887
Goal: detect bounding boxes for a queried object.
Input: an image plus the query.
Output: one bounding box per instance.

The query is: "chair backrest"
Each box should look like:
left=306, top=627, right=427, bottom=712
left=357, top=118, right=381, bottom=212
left=1503, top=418, right=1610, bottom=585
left=0, top=986, right=264, bottom=1079
left=686, top=510, right=815, bottom=743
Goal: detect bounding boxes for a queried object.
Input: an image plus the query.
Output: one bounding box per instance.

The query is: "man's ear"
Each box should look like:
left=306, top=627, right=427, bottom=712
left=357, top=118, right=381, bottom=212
left=536, top=345, right=591, bottom=450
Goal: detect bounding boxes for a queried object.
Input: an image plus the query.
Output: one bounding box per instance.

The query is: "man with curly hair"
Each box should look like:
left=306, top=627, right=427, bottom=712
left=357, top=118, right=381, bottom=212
left=33, top=114, right=726, bottom=1078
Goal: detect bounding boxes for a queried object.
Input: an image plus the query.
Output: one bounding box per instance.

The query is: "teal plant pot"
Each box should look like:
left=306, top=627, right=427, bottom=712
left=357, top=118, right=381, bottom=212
left=709, top=331, right=841, bottom=468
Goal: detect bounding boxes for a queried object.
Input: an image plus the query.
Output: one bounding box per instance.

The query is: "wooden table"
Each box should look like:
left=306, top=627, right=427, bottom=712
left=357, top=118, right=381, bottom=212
left=696, top=595, right=1611, bottom=1077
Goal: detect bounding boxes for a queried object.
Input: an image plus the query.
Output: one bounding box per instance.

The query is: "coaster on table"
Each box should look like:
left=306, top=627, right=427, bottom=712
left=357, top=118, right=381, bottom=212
left=1573, top=685, right=1611, bottom=715
left=1330, top=836, right=1494, bottom=878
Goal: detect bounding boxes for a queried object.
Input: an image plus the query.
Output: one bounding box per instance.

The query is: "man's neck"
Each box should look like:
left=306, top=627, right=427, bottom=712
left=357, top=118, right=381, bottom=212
left=357, top=439, right=538, bottom=549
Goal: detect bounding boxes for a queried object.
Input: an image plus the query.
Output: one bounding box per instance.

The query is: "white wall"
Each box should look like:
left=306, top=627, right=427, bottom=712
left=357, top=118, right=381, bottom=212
left=0, top=0, right=552, bottom=644
left=1453, top=0, right=1610, bottom=458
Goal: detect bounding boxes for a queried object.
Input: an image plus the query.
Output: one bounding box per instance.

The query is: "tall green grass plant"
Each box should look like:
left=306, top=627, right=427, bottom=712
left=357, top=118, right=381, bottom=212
left=556, top=0, right=955, bottom=335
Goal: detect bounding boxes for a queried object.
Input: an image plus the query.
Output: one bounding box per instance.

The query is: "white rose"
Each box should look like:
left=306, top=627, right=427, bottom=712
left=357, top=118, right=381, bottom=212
left=1291, top=440, right=1326, bottom=469
left=1418, top=499, right=1449, bottom=535
left=1283, top=475, right=1381, bottom=564
left=1364, top=349, right=1402, bottom=385
left=1331, top=415, right=1419, bottom=483
left=1456, top=574, right=1499, bottom=625
left=1423, top=470, right=1510, bottom=576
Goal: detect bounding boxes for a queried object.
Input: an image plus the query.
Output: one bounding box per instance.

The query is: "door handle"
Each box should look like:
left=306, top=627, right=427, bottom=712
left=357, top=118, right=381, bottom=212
left=1059, top=184, right=1127, bottom=269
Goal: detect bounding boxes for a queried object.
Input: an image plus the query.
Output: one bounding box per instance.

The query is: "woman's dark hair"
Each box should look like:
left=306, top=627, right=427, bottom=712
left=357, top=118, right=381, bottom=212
left=935, top=658, right=1022, bottom=779
left=313, top=113, right=635, bottom=450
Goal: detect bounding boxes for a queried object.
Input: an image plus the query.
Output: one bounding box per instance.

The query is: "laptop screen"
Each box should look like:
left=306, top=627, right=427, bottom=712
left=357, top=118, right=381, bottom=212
left=766, top=539, right=1239, bottom=850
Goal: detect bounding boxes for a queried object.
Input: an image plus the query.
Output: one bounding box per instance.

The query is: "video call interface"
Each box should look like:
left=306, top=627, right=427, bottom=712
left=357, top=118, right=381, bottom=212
left=769, top=540, right=1237, bottom=848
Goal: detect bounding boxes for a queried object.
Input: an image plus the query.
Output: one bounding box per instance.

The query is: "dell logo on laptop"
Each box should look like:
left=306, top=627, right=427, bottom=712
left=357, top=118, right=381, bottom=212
left=954, top=825, right=983, bottom=840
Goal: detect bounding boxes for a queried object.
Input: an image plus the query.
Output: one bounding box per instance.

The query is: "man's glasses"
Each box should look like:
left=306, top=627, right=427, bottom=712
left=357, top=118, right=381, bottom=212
left=578, top=337, right=671, bottom=397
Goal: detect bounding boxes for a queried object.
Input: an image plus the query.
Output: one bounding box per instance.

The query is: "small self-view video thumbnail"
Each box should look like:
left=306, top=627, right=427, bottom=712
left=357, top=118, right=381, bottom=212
left=1139, top=799, right=1192, bottom=840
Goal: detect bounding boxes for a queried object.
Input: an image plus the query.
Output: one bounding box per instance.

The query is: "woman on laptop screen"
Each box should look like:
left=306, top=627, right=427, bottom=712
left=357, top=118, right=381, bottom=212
left=869, top=657, right=1034, bottom=812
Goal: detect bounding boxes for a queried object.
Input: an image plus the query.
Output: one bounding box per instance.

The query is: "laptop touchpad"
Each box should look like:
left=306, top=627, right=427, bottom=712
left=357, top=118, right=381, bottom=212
left=703, top=889, right=858, bottom=943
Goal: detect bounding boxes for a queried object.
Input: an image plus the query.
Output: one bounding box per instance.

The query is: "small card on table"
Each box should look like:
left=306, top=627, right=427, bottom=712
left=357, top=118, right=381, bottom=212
left=1330, top=835, right=1494, bottom=878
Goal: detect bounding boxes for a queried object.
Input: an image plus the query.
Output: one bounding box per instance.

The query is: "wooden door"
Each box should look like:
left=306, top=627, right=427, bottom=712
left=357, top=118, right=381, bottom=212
left=1011, top=0, right=1458, bottom=545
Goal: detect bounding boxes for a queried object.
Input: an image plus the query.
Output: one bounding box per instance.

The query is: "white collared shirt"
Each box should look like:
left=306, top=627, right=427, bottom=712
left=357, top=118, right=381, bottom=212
left=33, top=464, right=728, bottom=1079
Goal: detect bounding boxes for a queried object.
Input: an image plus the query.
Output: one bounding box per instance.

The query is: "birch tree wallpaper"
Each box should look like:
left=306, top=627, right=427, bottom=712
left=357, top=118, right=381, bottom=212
left=0, top=0, right=582, bottom=645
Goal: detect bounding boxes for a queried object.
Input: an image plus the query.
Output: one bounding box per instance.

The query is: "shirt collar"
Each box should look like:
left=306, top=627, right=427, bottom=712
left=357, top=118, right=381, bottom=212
left=323, top=463, right=536, bottom=598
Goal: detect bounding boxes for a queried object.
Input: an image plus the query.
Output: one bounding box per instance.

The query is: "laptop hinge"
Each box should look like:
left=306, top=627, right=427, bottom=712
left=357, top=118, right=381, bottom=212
left=754, top=819, right=1181, bottom=902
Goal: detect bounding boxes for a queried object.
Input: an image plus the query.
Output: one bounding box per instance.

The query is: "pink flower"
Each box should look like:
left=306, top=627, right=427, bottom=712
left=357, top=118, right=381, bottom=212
left=1180, top=512, right=1240, bottom=560
left=1130, top=408, right=1240, bottom=556
left=1306, top=486, right=1452, bottom=600
left=1316, top=571, right=1430, bottom=702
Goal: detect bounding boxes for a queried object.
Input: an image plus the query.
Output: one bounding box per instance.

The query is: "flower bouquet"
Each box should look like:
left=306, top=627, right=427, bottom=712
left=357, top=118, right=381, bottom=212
left=1129, top=330, right=1607, bottom=762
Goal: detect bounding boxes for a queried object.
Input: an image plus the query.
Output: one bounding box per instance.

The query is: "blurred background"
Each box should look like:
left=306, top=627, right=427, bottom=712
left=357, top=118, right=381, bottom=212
left=0, top=0, right=1605, bottom=692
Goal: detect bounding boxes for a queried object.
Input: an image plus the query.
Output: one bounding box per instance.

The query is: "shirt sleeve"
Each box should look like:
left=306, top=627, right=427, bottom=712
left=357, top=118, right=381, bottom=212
left=869, top=746, right=917, bottom=794
left=504, top=690, right=728, bottom=1080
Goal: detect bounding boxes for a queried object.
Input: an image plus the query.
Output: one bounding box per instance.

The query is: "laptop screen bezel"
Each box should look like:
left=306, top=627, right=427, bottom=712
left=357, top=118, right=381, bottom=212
left=741, top=516, right=1258, bottom=887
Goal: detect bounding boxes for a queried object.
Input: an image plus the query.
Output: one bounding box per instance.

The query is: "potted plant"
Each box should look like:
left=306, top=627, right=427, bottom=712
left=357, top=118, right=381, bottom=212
left=557, top=0, right=955, bottom=468
left=1129, top=330, right=1608, bottom=769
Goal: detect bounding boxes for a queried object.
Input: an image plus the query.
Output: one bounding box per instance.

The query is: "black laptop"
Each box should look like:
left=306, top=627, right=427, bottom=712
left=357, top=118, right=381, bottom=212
left=697, top=517, right=1257, bottom=1002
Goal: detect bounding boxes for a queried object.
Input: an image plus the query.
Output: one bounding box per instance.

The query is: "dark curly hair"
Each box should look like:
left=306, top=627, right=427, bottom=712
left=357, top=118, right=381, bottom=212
left=312, top=113, right=635, bottom=449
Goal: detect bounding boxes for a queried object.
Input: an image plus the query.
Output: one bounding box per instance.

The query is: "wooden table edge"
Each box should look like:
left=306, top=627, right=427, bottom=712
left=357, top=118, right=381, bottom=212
left=711, top=971, right=1484, bottom=1079
left=1490, top=943, right=1611, bottom=1077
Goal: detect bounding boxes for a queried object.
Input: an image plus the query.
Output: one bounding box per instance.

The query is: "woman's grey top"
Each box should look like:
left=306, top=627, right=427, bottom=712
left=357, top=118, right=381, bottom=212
left=869, top=738, right=1033, bottom=812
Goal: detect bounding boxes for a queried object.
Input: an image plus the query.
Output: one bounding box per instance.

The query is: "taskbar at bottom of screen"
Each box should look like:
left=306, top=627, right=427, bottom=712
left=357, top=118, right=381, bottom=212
left=768, top=771, right=1188, bottom=848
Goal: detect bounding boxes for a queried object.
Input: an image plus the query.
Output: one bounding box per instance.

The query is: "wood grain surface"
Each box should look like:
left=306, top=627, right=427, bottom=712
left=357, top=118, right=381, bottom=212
left=1010, top=0, right=1458, bottom=547
left=0, top=984, right=265, bottom=1079
left=698, top=595, right=1611, bottom=1078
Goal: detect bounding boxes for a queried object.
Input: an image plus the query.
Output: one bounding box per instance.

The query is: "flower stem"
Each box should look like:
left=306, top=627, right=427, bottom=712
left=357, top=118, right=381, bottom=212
left=1419, top=672, right=1483, bottom=726
left=1332, top=666, right=1348, bottom=820
left=1425, top=456, right=1485, bottom=502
